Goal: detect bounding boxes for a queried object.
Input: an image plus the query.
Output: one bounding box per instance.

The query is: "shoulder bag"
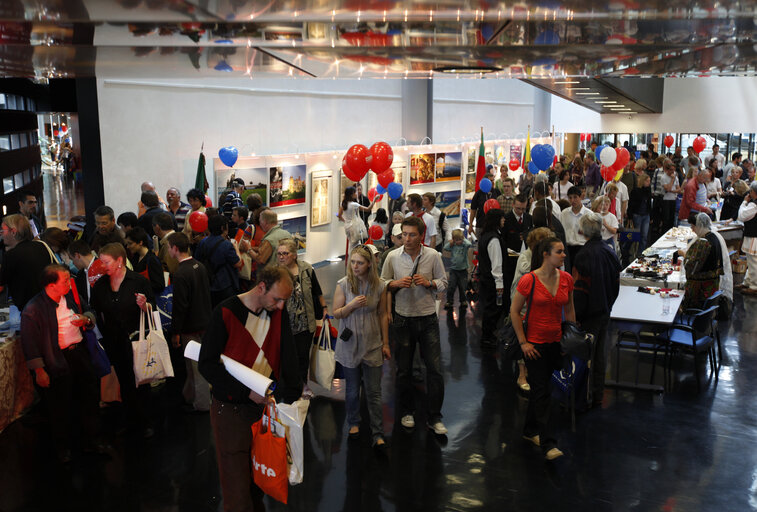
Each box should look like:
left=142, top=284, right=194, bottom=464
left=498, top=272, right=536, bottom=360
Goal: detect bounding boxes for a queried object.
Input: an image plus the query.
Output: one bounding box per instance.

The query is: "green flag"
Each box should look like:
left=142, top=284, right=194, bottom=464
left=195, top=150, right=208, bottom=193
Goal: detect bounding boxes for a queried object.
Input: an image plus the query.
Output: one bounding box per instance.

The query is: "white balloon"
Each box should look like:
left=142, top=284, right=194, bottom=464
left=599, top=146, right=617, bottom=167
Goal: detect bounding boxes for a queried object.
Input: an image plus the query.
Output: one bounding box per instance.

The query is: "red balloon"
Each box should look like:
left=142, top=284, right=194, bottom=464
left=693, top=136, right=707, bottom=154
left=368, top=142, right=394, bottom=174
left=205, top=195, right=213, bottom=208
left=508, top=159, right=519, bottom=171
left=580, top=133, right=587, bottom=142
left=188, top=211, right=208, bottom=232
left=53, top=129, right=59, bottom=137
left=368, top=187, right=378, bottom=202
left=345, top=144, right=371, bottom=179
left=377, top=169, right=394, bottom=188
left=342, top=158, right=360, bottom=182
left=483, top=198, right=500, bottom=214
left=615, top=147, right=630, bottom=169
left=600, top=165, right=617, bottom=182
left=664, top=135, right=674, bottom=148
left=368, top=224, right=384, bottom=240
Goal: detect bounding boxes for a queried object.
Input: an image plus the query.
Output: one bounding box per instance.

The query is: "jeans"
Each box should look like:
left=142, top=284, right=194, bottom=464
left=447, top=268, right=468, bottom=304
left=524, top=342, right=563, bottom=453
left=633, top=214, right=650, bottom=253
left=394, top=313, right=444, bottom=423
left=343, top=363, right=384, bottom=443
left=579, top=313, right=610, bottom=402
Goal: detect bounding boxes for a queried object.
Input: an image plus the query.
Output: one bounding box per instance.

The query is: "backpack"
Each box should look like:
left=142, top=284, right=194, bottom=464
left=195, top=237, right=226, bottom=285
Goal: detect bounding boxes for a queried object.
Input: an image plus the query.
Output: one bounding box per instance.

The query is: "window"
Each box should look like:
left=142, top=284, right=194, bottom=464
left=13, top=172, right=23, bottom=188
left=0, top=135, right=9, bottom=152
left=0, top=94, right=5, bottom=109
left=3, top=177, right=13, bottom=195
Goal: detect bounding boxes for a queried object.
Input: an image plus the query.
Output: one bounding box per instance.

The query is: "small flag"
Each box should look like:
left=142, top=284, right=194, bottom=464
left=195, top=149, right=208, bottom=193
left=475, top=127, right=486, bottom=191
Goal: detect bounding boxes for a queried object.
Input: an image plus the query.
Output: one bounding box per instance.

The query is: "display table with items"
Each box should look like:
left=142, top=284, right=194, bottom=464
left=620, top=222, right=743, bottom=289
left=0, top=334, right=34, bottom=433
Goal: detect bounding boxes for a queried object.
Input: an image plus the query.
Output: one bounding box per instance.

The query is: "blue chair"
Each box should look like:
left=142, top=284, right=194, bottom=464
left=677, top=290, right=723, bottom=370
left=659, top=305, right=719, bottom=392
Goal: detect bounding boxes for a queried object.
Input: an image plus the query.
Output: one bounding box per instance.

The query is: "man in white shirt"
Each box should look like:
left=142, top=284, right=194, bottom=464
left=382, top=216, right=448, bottom=435
left=724, top=152, right=743, bottom=183
left=405, top=193, right=437, bottom=248
left=561, top=186, right=592, bottom=273
left=530, top=181, right=561, bottom=222
left=421, top=192, right=451, bottom=251
left=737, top=182, right=757, bottom=293
left=705, top=144, right=726, bottom=177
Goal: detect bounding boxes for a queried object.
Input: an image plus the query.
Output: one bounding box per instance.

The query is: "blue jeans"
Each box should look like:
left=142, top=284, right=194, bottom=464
left=633, top=213, right=650, bottom=252
left=447, top=268, right=468, bottom=304
left=394, top=313, right=444, bottom=423
left=343, top=364, right=384, bottom=443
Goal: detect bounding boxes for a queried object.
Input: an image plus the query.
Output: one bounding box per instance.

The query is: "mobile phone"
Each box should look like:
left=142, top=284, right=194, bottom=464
left=340, top=328, right=353, bottom=342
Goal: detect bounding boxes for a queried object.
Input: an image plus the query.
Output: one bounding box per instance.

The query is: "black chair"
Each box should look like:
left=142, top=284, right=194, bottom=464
left=678, top=290, right=724, bottom=370
left=659, top=305, right=719, bottom=392
left=613, top=320, right=670, bottom=390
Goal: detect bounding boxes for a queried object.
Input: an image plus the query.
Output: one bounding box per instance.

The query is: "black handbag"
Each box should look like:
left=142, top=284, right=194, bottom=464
left=498, top=272, right=536, bottom=359
left=560, top=321, right=593, bottom=360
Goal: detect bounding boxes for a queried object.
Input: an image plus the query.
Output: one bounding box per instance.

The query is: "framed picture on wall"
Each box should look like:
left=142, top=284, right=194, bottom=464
left=281, top=216, right=307, bottom=254
left=310, top=171, right=331, bottom=228
left=214, top=157, right=267, bottom=207
left=435, top=190, right=462, bottom=218
left=410, top=153, right=435, bottom=185
left=269, top=164, right=306, bottom=207
left=435, top=152, right=462, bottom=182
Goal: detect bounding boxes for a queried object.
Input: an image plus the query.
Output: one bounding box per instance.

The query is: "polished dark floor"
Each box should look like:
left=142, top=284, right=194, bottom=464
left=3, top=256, right=757, bottom=511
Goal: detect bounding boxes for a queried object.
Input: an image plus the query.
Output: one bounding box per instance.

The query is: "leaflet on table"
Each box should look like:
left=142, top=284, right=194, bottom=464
left=184, top=340, right=274, bottom=396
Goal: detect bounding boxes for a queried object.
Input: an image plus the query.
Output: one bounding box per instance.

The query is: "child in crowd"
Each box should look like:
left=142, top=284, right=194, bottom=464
left=443, top=229, right=472, bottom=309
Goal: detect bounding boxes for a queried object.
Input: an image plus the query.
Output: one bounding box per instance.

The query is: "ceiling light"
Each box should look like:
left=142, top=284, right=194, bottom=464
left=567, top=87, right=590, bottom=90
left=594, top=101, right=617, bottom=104
left=576, top=92, right=600, bottom=95
left=555, top=80, right=580, bottom=84
left=434, top=66, right=502, bottom=74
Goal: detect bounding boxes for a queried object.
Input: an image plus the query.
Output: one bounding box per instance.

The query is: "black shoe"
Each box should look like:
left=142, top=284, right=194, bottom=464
left=373, top=439, right=389, bottom=457
left=348, top=428, right=360, bottom=440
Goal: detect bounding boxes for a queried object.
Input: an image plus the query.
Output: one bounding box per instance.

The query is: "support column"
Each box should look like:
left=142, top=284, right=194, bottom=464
left=74, top=78, right=105, bottom=223
left=401, top=79, right=433, bottom=145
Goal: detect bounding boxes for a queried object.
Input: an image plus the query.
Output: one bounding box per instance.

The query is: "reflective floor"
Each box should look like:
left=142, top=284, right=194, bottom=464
left=41, top=166, right=85, bottom=230
left=2, top=262, right=757, bottom=512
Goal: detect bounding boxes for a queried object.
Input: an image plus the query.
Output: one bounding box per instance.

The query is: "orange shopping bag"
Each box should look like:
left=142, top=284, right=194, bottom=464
left=251, top=403, right=288, bottom=504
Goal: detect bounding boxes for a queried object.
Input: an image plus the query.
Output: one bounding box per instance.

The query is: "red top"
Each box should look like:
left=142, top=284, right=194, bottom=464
left=517, top=270, right=574, bottom=344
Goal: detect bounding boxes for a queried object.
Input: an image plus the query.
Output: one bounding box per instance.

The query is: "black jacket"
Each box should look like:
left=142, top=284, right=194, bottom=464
left=502, top=211, right=533, bottom=253
left=171, top=257, right=212, bottom=334
left=573, top=239, right=621, bottom=320
left=20, top=289, right=96, bottom=378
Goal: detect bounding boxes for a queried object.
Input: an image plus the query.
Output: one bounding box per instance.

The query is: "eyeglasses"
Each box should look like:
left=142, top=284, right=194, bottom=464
left=277, top=251, right=291, bottom=257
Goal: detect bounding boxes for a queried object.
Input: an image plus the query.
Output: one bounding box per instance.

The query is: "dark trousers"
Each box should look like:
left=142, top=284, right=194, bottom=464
left=37, top=344, right=101, bottom=454
left=651, top=196, right=664, bottom=240
left=446, top=269, right=468, bottom=304
left=661, top=200, right=677, bottom=233
left=210, top=398, right=266, bottom=512
left=480, top=280, right=504, bottom=343
left=394, top=313, right=444, bottom=423
left=580, top=313, right=610, bottom=402
left=105, top=338, right=152, bottom=430
left=566, top=245, right=583, bottom=274
left=293, top=330, right=313, bottom=387
left=523, top=342, right=563, bottom=452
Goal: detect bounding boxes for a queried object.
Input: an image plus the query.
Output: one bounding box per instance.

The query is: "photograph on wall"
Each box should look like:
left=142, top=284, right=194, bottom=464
left=495, top=145, right=507, bottom=165
left=410, top=153, right=435, bottom=185
left=310, top=172, right=331, bottom=228
left=392, top=164, right=405, bottom=187
left=340, top=172, right=360, bottom=199
left=435, top=152, right=462, bottom=182
left=269, top=164, right=306, bottom=207
left=214, top=158, right=267, bottom=207
left=281, top=216, right=307, bottom=254
left=435, top=190, right=462, bottom=218
left=509, top=143, right=522, bottom=165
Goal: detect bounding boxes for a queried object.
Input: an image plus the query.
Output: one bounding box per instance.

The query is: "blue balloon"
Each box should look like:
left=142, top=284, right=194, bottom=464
left=387, top=182, right=403, bottom=200
left=479, top=178, right=492, bottom=193
left=214, top=61, right=233, bottom=72
left=528, top=161, right=540, bottom=174
left=218, top=146, right=238, bottom=167
left=595, top=145, right=605, bottom=161
left=376, top=184, right=387, bottom=195
left=531, top=143, right=555, bottom=171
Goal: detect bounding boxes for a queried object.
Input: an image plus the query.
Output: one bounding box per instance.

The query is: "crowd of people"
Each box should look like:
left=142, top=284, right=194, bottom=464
left=7, top=137, right=756, bottom=510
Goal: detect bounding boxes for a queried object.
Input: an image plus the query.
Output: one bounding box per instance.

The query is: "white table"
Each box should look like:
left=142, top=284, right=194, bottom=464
left=608, top=286, right=685, bottom=392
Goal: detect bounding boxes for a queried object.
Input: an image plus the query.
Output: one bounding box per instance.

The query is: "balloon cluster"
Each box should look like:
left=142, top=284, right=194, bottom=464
left=343, top=142, right=404, bottom=199
left=596, top=144, right=631, bottom=181
left=579, top=133, right=592, bottom=142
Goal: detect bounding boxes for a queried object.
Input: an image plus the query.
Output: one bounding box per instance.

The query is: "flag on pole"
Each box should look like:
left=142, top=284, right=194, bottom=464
left=475, top=127, right=486, bottom=191
left=195, top=148, right=208, bottom=193
left=522, top=125, right=531, bottom=170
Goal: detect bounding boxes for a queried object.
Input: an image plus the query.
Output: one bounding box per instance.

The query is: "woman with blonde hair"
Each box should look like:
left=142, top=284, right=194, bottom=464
left=332, top=245, right=390, bottom=450
left=592, top=195, right=619, bottom=253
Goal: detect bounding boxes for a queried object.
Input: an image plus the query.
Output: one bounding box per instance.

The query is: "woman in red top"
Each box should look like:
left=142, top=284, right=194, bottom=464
left=509, top=237, right=576, bottom=461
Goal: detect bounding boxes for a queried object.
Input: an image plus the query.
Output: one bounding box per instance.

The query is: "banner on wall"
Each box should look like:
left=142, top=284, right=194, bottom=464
left=270, top=164, right=306, bottom=207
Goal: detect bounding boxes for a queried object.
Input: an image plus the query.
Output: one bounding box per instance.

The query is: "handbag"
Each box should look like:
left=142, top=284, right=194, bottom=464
left=69, top=278, right=111, bottom=377
left=275, top=399, right=309, bottom=485
left=309, top=319, right=336, bottom=389
left=497, top=272, right=536, bottom=359
left=131, top=304, right=174, bottom=386
left=251, top=402, right=289, bottom=504
left=560, top=321, right=593, bottom=360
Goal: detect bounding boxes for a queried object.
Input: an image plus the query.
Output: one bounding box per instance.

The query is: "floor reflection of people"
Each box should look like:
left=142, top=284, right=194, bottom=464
left=446, top=308, right=468, bottom=382
left=390, top=428, right=444, bottom=512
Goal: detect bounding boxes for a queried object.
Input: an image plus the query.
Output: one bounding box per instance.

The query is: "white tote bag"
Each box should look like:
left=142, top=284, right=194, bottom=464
left=132, top=304, right=174, bottom=386
left=276, top=399, right=310, bottom=485
left=309, top=322, right=335, bottom=390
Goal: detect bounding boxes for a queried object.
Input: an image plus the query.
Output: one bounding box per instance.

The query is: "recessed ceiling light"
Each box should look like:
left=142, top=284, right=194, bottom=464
left=567, top=87, right=590, bottom=90
left=594, top=101, right=617, bottom=104
left=576, top=92, right=600, bottom=95
left=555, top=80, right=580, bottom=84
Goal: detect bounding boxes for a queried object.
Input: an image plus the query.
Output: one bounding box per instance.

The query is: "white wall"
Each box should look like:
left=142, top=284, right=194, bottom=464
left=432, top=79, right=542, bottom=143
left=551, top=77, right=757, bottom=133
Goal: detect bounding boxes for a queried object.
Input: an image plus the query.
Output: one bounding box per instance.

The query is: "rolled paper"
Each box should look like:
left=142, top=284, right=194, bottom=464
left=184, top=340, right=274, bottom=396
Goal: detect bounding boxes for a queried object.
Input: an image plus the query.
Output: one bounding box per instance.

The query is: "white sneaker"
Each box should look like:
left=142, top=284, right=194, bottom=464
left=427, top=421, right=448, bottom=435
left=400, top=415, right=415, bottom=428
